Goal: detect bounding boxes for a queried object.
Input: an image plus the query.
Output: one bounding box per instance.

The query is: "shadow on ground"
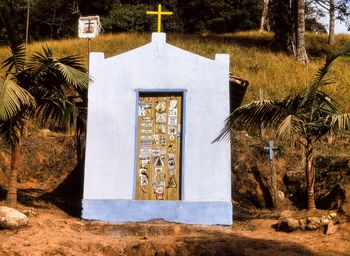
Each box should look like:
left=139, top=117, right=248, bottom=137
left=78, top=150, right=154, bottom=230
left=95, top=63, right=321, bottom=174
left=0, top=160, right=85, bottom=217
left=99, top=224, right=318, bottom=256
left=38, top=160, right=84, bottom=217
left=172, top=233, right=316, bottom=256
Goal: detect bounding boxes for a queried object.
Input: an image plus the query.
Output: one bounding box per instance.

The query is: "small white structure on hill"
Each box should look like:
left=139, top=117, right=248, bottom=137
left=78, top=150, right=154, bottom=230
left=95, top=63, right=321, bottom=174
left=83, top=32, right=232, bottom=225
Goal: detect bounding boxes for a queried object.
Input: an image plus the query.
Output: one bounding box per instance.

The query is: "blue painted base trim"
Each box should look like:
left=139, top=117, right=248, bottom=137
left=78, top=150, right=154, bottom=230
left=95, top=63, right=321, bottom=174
left=82, top=199, right=232, bottom=225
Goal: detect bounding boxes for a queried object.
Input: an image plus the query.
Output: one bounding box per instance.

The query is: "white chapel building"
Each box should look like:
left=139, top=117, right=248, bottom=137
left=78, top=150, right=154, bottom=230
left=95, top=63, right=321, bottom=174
left=83, top=32, right=232, bottom=225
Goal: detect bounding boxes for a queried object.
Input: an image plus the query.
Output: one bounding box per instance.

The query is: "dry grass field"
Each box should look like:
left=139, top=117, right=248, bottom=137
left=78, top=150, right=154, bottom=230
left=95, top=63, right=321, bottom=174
left=0, top=31, right=348, bottom=111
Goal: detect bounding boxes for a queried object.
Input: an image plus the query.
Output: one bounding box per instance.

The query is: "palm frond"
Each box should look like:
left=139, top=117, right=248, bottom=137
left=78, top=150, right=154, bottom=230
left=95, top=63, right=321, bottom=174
left=213, top=98, right=296, bottom=142
left=330, top=113, right=350, bottom=131
left=53, top=62, right=89, bottom=91
left=2, top=44, right=26, bottom=76
left=302, top=46, right=350, bottom=107
left=35, top=94, right=84, bottom=134
left=25, top=46, right=88, bottom=136
left=0, top=76, right=34, bottom=121
left=36, top=96, right=64, bottom=127
left=58, top=55, right=87, bottom=73
left=29, top=47, right=89, bottom=92
left=276, top=114, right=292, bottom=138
left=314, top=91, right=339, bottom=116
left=61, top=101, right=79, bottom=132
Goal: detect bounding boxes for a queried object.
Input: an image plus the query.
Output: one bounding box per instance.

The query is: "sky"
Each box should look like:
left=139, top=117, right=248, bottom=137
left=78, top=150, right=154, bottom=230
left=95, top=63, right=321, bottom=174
left=320, top=2, right=350, bottom=34
left=334, top=20, right=349, bottom=34
left=320, top=16, right=349, bottom=34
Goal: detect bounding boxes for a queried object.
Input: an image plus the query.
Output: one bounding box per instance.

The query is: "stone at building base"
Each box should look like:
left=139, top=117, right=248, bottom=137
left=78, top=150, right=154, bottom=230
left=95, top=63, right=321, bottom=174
left=82, top=200, right=232, bottom=225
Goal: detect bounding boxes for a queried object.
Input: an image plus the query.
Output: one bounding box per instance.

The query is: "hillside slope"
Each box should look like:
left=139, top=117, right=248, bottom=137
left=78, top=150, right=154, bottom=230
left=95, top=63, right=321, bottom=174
left=0, top=31, right=349, bottom=111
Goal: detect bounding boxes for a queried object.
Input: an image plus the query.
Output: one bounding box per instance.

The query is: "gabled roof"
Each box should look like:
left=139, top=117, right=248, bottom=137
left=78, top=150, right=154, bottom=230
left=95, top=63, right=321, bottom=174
left=104, top=33, right=219, bottom=65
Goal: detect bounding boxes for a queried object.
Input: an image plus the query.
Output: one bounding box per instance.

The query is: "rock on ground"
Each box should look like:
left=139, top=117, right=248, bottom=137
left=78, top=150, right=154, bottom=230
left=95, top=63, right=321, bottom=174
left=306, top=217, right=321, bottom=231
left=326, top=219, right=339, bottom=235
left=0, top=206, right=28, bottom=229
left=277, top=217, right=301, bottom=232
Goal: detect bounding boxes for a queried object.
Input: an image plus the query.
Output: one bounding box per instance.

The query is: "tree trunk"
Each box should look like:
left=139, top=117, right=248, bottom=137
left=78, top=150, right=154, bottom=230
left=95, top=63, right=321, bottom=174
left=328, top=0, right=335, bottom=45
left=260, top=0, right=270, bottom=32
left=76, top=131, right=86, bottom=164
left=296, top=0, right=309, bottom=64
left=305, top=145, right=316, bottom=210
left=271, top=0, right=295, bottom=53
left=6, top=144, right=20, bottom=206
left=76, top=89, right=88, bottom=164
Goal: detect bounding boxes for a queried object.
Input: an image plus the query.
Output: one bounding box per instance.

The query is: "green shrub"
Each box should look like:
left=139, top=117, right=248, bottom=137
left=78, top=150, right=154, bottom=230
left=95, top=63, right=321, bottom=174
left=102, top=3, right=153, bottom=32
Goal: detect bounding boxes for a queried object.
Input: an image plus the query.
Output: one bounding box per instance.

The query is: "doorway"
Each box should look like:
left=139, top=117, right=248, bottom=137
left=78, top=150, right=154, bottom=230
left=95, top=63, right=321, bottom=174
left=135, top=92, right=183, bottom=200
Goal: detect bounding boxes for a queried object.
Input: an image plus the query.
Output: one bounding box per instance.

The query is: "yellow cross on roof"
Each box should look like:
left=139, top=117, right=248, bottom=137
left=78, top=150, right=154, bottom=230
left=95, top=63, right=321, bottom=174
left=146, top=4, right=173, bottom=33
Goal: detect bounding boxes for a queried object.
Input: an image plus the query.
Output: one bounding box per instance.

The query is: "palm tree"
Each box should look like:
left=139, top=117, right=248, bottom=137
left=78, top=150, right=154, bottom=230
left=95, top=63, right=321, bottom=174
left=0, top=38, right=88, bottom=206
left=215, top=47, right=350, bottom=210
left=0, top=77, right=34, bottom=206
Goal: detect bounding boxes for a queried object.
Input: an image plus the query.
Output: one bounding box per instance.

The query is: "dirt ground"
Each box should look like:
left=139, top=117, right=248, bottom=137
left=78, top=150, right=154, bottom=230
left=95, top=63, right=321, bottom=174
left=1, top=132, right=349, bottom=255
left=0, top=205, right=349, bottom=256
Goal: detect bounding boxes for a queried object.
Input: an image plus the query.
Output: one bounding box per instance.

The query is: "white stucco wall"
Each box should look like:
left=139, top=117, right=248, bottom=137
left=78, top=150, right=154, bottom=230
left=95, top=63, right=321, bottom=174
left=84, top=33, right=231, bottom=203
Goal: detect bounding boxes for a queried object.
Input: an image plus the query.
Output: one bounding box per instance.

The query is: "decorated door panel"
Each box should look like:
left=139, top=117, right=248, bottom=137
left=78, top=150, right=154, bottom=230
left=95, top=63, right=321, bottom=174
left=136, top=93, right=182, bottom=200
